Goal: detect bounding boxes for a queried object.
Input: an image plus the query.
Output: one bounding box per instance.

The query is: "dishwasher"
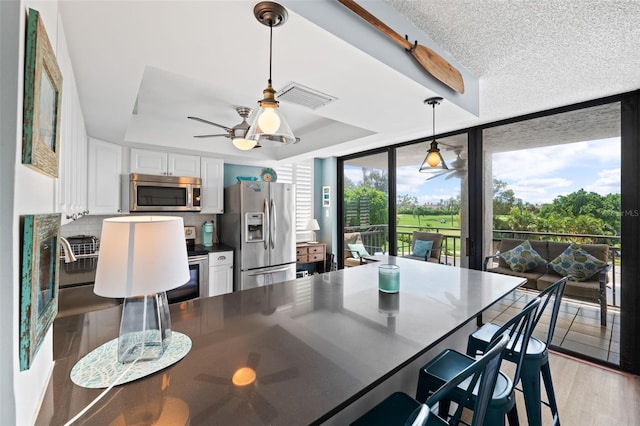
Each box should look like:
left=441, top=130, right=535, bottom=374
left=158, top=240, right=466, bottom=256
left=57, top=235, right=121, bottom=318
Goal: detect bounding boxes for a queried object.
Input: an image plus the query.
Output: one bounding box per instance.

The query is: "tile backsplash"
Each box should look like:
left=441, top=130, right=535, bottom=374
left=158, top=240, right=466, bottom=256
left=62, top=213, right=218, bottom=244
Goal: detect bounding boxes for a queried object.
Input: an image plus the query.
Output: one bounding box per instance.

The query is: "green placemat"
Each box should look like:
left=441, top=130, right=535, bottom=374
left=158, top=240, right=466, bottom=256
left=70, top=332, right=191, bottom=388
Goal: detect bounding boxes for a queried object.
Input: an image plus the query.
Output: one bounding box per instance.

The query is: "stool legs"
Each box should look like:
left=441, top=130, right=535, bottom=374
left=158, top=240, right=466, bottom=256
left=520, top=361, right=543, bottom=426
left=541, top=360, right=560, bottom=422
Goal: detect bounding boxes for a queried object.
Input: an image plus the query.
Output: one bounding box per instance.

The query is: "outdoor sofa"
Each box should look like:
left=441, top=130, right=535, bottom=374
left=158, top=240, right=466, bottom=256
left=484, top=238, right=612, bottom=326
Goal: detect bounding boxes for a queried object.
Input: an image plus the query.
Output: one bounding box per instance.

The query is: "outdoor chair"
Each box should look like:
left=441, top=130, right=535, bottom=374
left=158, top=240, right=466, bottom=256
left=344, top=232, right=369, bottom=267
left=404, top=231, right=444, bottom=263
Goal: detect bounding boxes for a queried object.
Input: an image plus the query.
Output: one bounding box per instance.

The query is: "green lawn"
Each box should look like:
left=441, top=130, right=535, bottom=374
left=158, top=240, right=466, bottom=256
left=397, top=214, right=459, bottom=234
left=396, top=214, right=461, bottom=256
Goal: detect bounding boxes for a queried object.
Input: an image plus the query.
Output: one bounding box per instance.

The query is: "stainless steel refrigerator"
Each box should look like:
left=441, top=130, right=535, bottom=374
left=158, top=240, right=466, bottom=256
left=220, top=181, right=296, bottom=291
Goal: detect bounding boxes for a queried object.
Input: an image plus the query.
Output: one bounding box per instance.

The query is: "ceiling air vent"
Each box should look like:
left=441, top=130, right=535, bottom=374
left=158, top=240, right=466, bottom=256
left=276, top=82, right=338, bottom=110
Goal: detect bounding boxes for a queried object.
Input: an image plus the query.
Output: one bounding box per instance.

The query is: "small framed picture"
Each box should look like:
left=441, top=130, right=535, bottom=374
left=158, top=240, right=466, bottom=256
left=322, top=186, right=330, bottom=208
left=19, top=213, right=61, bottom=370
left=22, top=9, right=63, bottom=178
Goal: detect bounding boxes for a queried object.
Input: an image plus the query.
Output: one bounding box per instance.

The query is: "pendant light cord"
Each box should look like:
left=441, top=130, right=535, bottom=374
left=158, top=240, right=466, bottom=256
left=432, top=101, right=436, bottom=141
left=268, top=23, right=273, bottom=84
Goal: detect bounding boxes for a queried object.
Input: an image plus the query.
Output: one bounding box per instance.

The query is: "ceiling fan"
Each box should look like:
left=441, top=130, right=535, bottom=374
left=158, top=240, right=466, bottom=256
left=425, top=148, right=467, bottom=181
left=193, top=351, right=299, bottom=424
left=188, top=106, right=261, bottom=150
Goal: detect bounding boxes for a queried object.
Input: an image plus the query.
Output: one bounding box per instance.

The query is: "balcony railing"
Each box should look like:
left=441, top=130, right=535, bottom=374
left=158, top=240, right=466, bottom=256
left=343, top=225, right=621, bottom=307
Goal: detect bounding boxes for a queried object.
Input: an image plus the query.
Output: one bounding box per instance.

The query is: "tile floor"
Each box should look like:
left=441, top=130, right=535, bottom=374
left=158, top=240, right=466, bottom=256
left=483, top=289, right=620, bottom=365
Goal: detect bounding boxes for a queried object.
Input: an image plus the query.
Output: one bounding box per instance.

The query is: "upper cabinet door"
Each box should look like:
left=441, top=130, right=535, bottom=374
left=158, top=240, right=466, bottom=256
left=88, top=139, right=122, bottom=215
left=130, top=148, right=167, bottom=175
left=168, top=153, right=201, bottom=177
left=200, top=157, right=224, bottom=213
left=129, top=149, right=200, bottom=177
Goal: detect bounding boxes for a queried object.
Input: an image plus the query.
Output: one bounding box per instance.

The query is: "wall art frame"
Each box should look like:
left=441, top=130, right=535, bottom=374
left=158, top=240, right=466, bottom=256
left=322, top=186, right=331, bottom=207
left=19, top=213, right=61, bottom=371
left=22, top=8, right=63, bottom=178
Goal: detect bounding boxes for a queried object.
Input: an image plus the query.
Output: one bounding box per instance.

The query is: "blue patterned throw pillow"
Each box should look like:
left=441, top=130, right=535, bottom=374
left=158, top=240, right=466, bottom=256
left=548, top=243, right=607, bottom=281
left=499, top=240, right=546, bottom=273
left=412, top=239, right=434, bottom=258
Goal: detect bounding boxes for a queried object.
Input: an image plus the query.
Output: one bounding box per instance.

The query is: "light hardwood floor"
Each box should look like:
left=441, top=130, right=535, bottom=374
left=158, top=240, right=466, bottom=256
left=519, top=351, right=640, bottom=425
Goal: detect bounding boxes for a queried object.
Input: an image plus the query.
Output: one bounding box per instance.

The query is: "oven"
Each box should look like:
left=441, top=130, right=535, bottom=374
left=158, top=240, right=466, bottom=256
left=167, top=254, right=209, bottom=303
left=57, top=237, right=209, bottom=318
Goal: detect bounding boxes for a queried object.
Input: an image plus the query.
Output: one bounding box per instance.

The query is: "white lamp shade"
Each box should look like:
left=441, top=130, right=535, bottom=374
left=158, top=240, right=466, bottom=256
left=306, top=218, right=320, bottom=231
left=94, top=216, right=189, bottom=298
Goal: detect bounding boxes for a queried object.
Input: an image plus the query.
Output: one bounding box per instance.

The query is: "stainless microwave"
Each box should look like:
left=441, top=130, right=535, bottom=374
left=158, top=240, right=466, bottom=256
left=127, top=173, right=202, bottom=212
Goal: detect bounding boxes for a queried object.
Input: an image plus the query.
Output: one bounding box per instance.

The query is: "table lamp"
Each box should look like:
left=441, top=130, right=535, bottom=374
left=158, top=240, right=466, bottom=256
left=306, top=218, right=320, bottom=242
left=94, top=216, right=189, bottom=363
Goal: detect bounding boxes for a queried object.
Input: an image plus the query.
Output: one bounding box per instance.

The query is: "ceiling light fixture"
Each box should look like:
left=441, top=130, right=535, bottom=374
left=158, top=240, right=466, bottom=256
left=245, top=2, right=296, bottom=145
left=419, top=97, right=449, bottom=172
left=230, top=107, right=257, bottom=150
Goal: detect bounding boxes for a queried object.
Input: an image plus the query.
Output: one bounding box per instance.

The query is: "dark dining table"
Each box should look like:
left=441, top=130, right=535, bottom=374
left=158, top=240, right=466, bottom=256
left=36, top=256, right=525, bottom=425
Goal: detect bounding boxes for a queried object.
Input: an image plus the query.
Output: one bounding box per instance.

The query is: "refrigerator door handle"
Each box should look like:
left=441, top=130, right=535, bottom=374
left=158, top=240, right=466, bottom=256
left=247, top=266, right=292, bottom=276
left=263, top=199, right=269, bottom=250
left=270, top=198, right=276, bottom=249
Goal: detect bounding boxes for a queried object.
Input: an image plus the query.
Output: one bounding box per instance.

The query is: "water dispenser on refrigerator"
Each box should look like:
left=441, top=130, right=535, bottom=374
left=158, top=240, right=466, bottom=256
left=245, top=213, right=264, bottom=242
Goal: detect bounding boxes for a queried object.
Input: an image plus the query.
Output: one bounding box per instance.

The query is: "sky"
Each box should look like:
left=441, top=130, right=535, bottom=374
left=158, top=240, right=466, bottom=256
left=345, top=137, right=621, bottom=206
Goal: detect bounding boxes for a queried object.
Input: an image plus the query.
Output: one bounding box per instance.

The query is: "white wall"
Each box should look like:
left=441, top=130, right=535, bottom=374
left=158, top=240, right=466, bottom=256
left=1, top=1, right=82, bottom=423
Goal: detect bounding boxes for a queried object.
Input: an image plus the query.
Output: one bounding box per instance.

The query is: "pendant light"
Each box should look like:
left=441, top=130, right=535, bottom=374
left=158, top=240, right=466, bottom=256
left=245, top=2, right=296, bottom=145
left=419, top=97, right=449, bottom=172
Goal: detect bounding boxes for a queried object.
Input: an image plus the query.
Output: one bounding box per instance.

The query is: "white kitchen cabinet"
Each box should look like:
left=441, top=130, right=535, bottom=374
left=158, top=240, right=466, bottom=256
left=209, top=251, right=233, bottom=296
left=169, top=153, right=201, bottom=177
left=200, top=157, right=224, bottom=213
left=87, top=138, right=123, bottom=214
left=130, top=148, right=200, bottom=177
left=55, top=25, right=88, bottom=225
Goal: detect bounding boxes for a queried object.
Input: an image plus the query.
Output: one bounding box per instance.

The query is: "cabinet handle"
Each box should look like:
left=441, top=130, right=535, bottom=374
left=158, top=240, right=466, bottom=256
left=117, top=208, right=122, bottom=213
left=218, top=256, right=226, bottom=260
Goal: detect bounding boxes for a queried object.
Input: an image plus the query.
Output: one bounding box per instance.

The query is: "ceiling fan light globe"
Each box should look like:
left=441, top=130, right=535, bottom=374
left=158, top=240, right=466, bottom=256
left=232, top=138, right=257, bottom=150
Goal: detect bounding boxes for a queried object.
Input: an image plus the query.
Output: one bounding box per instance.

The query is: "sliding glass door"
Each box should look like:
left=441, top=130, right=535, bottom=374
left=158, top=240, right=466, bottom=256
left=395, top=135, right=469, bottom=267
left=342, top=151, right=390, bottom=266
left=482, top=102, right=622, bottom=366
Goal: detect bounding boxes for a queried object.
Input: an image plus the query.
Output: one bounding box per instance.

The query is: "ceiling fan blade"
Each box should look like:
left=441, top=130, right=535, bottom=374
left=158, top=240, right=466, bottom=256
left=246, top=352, right=261, bottom=370
left=425, top=170, right=450, bottom=181
left=337, top=0, right=464, bottom=93
left=194, top=134, right=230, bottom=138
left=248, top=390, right=278, bottom=424
left=259, top=367, right=299, bottom=385
left=188, top=116, right=232, bottom=131
left=194, top=373, right=231, bottom=385
left=445, top=169, right=467, bottom=180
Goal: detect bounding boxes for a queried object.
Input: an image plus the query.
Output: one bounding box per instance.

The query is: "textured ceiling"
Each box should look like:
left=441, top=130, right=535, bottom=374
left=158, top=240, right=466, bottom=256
left=386, top=0, right=640, bottom=119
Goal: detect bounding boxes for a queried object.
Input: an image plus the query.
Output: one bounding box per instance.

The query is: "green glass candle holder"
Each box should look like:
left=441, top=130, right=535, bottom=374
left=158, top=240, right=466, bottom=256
left=378, top=264, right=400, bottom=293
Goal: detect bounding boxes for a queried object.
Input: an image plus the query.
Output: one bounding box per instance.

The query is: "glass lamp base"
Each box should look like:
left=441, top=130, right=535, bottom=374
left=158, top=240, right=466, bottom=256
left=118, top=292, right=172, bottom=363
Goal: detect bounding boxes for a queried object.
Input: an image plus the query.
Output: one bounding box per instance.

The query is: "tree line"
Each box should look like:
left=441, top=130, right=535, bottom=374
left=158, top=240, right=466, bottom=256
left=343, top=170, right=620, bottom=241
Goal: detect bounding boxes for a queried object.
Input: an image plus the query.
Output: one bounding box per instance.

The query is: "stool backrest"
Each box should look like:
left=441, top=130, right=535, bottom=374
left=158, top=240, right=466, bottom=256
left=490, top=297, right=541, bottom=392
left=424, top=334, right=510, bottom=426
left=535, top=277, right=568, bottom=347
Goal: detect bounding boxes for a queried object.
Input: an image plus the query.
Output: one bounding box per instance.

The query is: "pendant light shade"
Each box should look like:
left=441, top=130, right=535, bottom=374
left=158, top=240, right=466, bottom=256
left=246, top=2, right=296, bottom=145
left=419, top=97, right=449, bottom=172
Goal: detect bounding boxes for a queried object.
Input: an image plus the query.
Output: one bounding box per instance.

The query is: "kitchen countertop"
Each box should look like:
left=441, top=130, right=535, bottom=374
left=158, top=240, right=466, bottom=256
left=37, top=256, right=524, bottom=425
left=190, top=243, right=234, bottom=255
